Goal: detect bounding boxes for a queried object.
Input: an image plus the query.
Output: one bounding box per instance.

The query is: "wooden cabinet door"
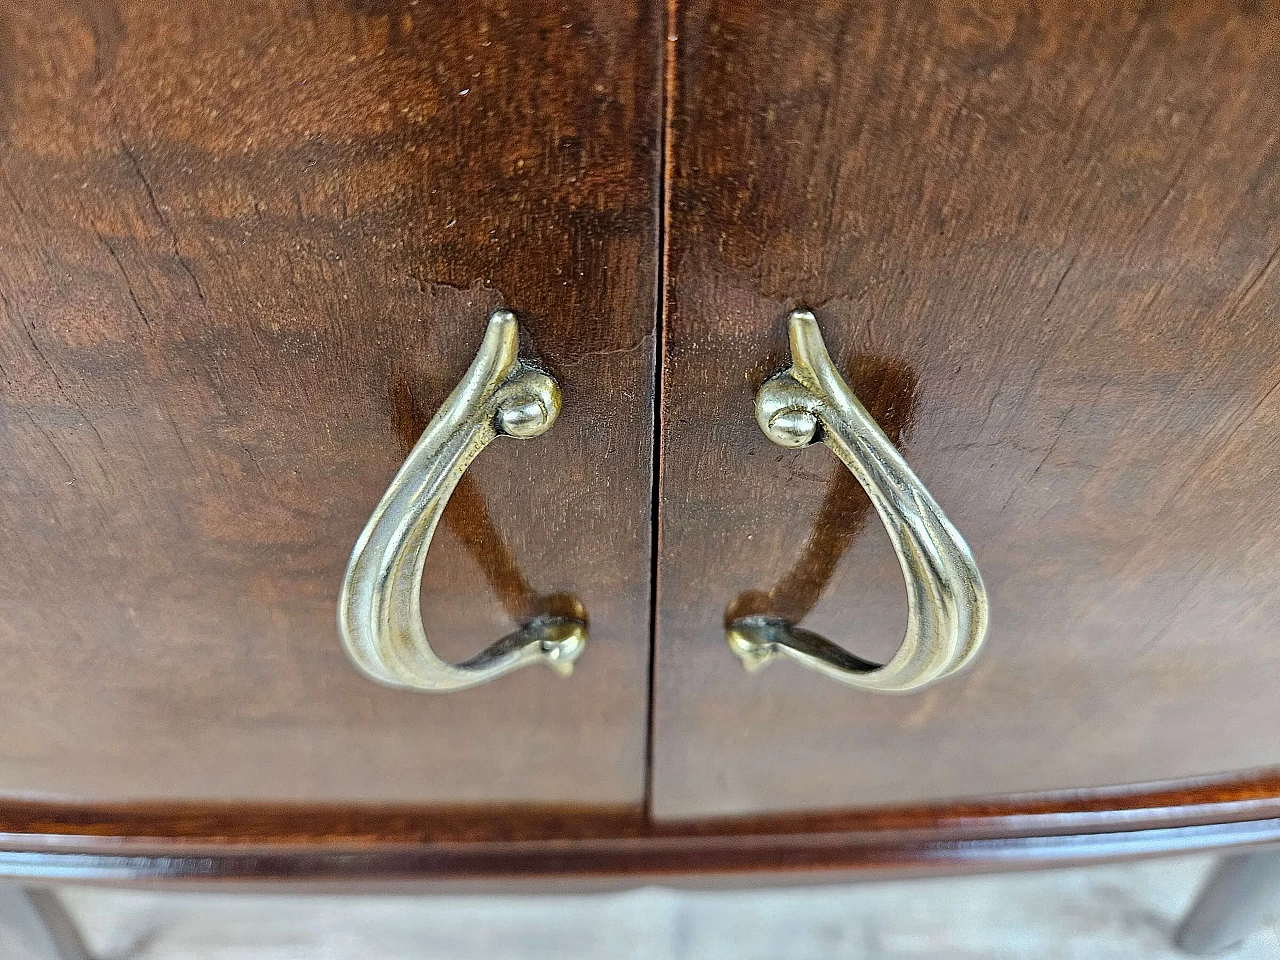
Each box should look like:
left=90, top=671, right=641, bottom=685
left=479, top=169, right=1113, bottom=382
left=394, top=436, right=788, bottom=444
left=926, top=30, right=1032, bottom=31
left=653, top=0, right=1280, bottom=817
left=0, top=0, right=660, bottom=805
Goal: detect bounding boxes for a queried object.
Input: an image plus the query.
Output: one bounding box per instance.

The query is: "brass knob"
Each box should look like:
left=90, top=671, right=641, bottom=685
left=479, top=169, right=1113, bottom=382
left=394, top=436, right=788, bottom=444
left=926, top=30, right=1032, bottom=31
left=338, top=310, right=585, bottom=692
left=727, top=310, right=988, bottom=693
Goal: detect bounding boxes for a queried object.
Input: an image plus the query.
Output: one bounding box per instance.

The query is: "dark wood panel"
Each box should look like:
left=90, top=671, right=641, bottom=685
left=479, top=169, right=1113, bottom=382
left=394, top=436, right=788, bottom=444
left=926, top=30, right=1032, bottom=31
left=0, top=771, right=1279, bottom=884
left=0, top=0, right=660, bottom=803
left=654, top=0, right=1280, bottom=816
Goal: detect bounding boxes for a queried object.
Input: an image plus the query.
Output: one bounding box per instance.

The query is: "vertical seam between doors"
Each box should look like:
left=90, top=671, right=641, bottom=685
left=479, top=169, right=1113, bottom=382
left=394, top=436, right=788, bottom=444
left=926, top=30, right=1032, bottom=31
left=642, top=0, right=677, bottom=821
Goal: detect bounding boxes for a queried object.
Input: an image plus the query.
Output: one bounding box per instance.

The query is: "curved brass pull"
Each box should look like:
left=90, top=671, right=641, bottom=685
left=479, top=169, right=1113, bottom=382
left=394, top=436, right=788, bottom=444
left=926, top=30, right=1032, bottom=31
left=727, top=310, right=988, bottom=693
left=338, top=310, right=585, bottom=692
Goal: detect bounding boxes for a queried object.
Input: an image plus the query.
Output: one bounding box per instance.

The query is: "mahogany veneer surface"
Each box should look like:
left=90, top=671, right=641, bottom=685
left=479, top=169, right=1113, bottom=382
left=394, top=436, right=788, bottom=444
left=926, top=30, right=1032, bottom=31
left=2, top=0, right=1279, bottom=853
left=653, top=0, right=1280, bottom=817
left=0, top=0, right=661, bottom=804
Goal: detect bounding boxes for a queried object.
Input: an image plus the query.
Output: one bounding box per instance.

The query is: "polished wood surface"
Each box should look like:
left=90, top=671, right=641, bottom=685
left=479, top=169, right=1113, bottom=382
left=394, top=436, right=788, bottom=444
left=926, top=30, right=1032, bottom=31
left=653, top=0, right=1280, bottom=817
left=4, top=0, right=1280, bottom=880
left=0, top=0, right=660, bottom=803
left=0, top=771, right=1279, bottom=884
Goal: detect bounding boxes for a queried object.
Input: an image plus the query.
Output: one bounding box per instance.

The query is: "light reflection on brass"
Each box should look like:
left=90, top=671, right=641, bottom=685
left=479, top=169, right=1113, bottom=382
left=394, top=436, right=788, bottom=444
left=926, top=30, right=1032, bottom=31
left=389, top=365, right=587, bottom=629
left=727, top=310, right=988, bottom=693
left=726, top=357, right=916, bottom=628
left=338, top=310, right=585, bottom=692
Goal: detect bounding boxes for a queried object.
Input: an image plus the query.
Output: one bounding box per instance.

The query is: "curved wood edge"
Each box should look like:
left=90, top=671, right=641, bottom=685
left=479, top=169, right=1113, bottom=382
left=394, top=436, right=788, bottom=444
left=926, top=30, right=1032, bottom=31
left=1, top=770, right=1278, bottom=885
left=2, top=820, right=1278, bottom=889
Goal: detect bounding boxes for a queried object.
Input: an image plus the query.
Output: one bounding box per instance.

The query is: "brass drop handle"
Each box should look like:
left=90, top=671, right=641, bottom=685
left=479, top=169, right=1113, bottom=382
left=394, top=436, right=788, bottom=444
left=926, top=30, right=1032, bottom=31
left=727, top=310, right=988, bottom=693
left=338, top=310, right=585, bottom=692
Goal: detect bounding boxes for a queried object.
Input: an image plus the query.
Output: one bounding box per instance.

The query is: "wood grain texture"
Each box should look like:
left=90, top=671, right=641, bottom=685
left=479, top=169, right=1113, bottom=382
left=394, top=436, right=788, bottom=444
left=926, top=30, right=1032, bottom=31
left=653, top=0, right=1280, bottom=817
left=2, top=771, right=1280, bottom=884
left=0, top=0, right=660, bottom=803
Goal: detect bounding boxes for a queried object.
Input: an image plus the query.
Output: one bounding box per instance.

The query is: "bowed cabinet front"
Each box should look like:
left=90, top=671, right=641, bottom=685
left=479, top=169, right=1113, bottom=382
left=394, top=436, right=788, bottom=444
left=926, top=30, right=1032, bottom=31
left=0, top=0, right=1279, bottom=885
left=652, top=0, right=1280, bottom=817
left=0, top=0, right=661, bottom=808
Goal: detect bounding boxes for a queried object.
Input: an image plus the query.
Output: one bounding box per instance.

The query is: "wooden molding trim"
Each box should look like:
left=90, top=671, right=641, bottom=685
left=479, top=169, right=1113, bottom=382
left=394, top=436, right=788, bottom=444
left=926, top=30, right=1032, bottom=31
left=0, top=770, right=1277, bottom=885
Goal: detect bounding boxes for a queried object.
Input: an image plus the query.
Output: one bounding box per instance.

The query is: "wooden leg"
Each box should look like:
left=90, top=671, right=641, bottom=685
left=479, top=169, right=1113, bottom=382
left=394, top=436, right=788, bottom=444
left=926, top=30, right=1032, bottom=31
left=1176, top=850, right=1280, bottom=955
left=0, top=886, right=92, bottom=960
